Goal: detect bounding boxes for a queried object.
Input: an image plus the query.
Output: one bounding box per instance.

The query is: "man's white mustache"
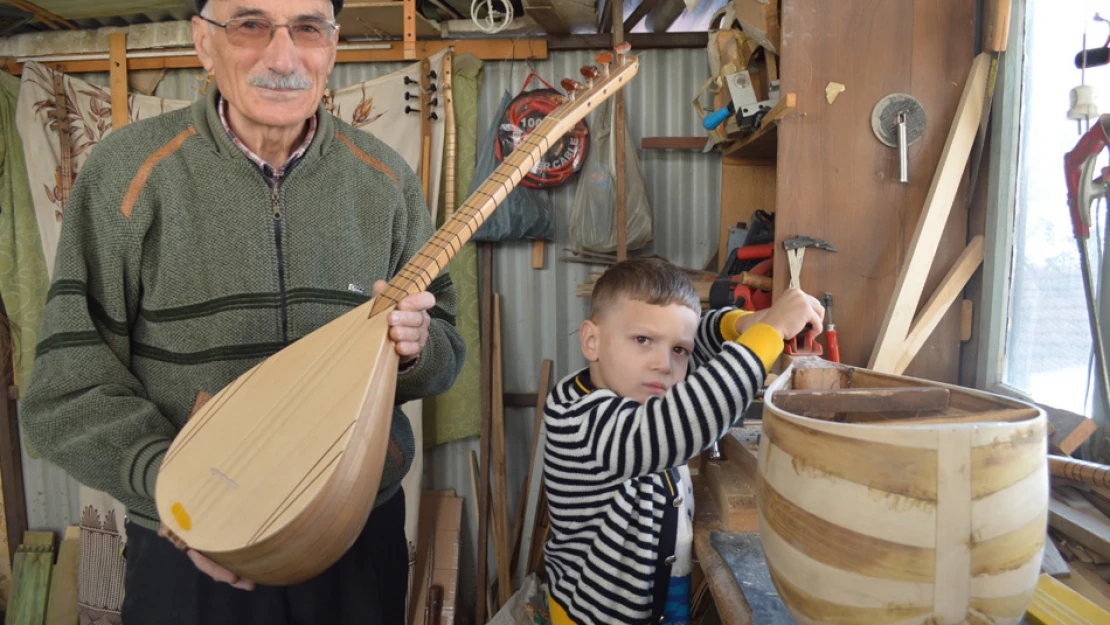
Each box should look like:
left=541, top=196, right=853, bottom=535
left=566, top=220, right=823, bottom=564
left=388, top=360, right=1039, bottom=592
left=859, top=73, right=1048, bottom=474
left=249, top=73, right=311, bottom=90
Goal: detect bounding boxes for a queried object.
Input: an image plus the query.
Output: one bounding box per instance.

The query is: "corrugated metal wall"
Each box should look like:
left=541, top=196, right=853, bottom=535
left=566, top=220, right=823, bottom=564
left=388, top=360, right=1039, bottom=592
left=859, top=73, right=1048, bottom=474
left=18, top=48, right=721, bottom=614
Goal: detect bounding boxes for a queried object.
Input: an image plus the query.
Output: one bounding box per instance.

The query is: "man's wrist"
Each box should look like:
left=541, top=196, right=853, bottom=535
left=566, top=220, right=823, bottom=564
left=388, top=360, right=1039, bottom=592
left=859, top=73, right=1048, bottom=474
left=398, top=353, right=420, bottom=374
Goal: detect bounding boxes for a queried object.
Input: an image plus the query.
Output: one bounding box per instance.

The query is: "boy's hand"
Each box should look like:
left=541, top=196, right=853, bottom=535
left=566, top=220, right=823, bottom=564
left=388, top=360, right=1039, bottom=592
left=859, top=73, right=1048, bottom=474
left=758, top=288, right=825, bottom=340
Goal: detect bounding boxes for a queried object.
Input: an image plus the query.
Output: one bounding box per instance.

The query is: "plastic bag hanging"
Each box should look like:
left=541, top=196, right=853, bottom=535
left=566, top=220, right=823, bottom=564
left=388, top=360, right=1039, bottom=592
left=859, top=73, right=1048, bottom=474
left=569, top=97, right=653, bottom=253
left=470, top=91, right=554, bottom=242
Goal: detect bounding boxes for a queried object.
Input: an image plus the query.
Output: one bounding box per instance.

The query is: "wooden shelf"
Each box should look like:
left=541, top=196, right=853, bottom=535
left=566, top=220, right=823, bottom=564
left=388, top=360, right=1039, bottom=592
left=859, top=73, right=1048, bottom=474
left=721, top=93, right=796, bottom=159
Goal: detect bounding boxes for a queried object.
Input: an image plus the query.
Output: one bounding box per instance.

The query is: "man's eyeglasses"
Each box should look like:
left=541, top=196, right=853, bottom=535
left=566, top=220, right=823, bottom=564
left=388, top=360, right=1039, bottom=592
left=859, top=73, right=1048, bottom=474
left=200, top=16, right=338, bottom=48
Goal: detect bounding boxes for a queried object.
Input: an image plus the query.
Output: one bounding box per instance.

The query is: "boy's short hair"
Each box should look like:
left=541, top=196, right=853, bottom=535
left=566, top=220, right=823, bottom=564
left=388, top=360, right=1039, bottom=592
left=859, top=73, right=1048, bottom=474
left=590, top=257, right=701, bottom=320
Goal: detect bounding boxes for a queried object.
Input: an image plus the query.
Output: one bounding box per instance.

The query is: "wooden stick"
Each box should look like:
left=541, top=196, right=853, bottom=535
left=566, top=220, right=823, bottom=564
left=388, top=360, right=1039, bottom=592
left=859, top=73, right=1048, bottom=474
left=52, top=69, right=73, bottom=215
left=475, top=244, right=493, bottom=625
left=874, top=407, right=1038, bottom=426
left=509, top=359, right=553, bottom=573
left=403, top=0, right=417, bottom=60
left=869, top=54, right=991, bottom=372
left=468, top=450, right=494, bottom=620
left=490, top=293, right=512, bottom=606
left=419, top=57, right=432, bottom=201
left=771, top=387, right=951, bottom=414
left=0, top=295, right=28, bottom=567
left=612, top=0, right=627, bottom=262
left=7, top=0, right=76, bottom=30
left=109, top=34, right=128, bottom=130
left=532, top=240, right=545, bottom=269
left=443, top=52, right=456, bottom=218
left=892, top=235, right=985, bottom=375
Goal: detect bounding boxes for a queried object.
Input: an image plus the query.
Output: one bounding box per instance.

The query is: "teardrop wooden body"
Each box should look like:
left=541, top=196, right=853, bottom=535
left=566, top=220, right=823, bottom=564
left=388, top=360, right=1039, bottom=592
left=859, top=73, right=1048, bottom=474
left=155, top=48, right=641, bottom=586
left=759, top=358, right=1048, bottom=625
left=156, top=300, right=398, bottom=584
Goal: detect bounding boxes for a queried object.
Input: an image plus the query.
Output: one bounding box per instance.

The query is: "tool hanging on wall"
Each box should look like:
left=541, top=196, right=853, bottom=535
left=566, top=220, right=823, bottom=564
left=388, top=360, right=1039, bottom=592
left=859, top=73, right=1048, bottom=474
left=1070, top=14, right=1110, bottom=131
left=871, top=94, right=926, bottom=184
left=1064, top=114, right=1110, bottom=424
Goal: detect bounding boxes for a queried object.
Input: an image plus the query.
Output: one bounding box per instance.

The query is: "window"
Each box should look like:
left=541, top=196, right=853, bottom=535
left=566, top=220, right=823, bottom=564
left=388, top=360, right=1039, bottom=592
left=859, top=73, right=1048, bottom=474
left=1004, top=0, right=1110, bottom=414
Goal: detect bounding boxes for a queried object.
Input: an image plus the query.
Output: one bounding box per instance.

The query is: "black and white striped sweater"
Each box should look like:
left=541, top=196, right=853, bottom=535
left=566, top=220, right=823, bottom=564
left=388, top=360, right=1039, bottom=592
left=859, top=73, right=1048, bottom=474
left=543, top=308, right=782, bottom=624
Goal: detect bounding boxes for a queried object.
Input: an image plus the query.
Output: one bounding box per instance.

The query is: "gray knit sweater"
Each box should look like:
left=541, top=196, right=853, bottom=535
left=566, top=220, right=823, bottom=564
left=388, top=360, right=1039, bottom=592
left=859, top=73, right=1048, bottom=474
left=20, top=89, right=465, bottom=531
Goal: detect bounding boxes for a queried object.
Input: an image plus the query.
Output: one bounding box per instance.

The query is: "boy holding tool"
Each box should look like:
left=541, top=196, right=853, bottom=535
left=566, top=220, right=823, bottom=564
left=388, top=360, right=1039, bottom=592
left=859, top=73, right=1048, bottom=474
left=543, top=257, right=823, bottom=625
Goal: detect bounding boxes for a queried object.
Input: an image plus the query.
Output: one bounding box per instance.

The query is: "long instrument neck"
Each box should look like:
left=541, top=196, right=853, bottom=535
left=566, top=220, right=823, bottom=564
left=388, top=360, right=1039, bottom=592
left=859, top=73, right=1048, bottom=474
left=369, top=110, right=567, bottom=316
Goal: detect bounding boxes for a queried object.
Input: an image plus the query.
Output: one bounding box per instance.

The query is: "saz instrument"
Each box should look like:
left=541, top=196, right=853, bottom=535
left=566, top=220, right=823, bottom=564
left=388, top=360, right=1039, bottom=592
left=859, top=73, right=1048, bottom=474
left=155, top=44, right=640, bottom=586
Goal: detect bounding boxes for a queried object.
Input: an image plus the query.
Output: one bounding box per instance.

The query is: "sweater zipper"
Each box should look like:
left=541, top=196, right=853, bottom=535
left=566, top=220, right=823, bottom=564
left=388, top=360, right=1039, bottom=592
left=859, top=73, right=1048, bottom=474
left=271, top=184, right=289, bottom=345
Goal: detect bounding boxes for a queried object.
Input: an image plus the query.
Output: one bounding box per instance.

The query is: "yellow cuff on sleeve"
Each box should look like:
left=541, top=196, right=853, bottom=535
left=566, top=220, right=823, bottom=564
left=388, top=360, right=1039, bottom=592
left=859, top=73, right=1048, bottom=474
left=720, top=309, right=752, bottom=343
left=737, top=322, right=784, bottom=372
left=549, top=596, right=578, bottom=625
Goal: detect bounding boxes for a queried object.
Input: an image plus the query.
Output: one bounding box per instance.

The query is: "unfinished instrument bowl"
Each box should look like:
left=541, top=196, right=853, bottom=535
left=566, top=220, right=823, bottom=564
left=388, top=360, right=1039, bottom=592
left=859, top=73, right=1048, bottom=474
left=758, top=359, right=1047, bottom=625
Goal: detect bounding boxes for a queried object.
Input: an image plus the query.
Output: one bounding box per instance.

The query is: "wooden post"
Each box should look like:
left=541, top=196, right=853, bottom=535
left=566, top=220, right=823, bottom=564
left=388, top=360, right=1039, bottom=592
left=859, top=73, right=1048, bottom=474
left=0, top=295, right=28, bottom=569
left=419, top=57, right=432, bottom=201
left=109, top=33, right=128, bottom=130
left=403, top=0, right=417, bottom=60
left=612, top=0, right=628, bottom=261
left=475, top=243, right=493, bottom=625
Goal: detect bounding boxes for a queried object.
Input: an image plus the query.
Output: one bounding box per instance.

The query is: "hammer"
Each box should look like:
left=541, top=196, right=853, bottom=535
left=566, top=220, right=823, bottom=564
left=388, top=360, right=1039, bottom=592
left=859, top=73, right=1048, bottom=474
left=782, top=236, right=837, bottom=355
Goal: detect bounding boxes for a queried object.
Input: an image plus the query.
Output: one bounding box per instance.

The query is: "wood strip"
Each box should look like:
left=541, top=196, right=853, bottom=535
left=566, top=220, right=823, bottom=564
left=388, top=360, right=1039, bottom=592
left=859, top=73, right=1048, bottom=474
left=969, top=589, right=1038, bottom=620
left=474, top=244, right=492, bottom=625
left=1043, top=403, right=1100, bottom=455
left=109, top=33, right=128, bottom=130
left=1049, top=491, right=1110, bottom=561
left=877, top=407, right=1038, bottom=427
left=419, top=57, right=432, bottom=201
left=971, top=464, right=1048, bottom=543
left=893, top=235, right=985, bottom=375
left=1026, top=572, right=1110, bottom=625
left=403, top=0, right=416, bottom=60
left=1041, top=538, right=1070, bottom=578
left=764, top=557, right=932, bottom=623
left=970, top=510, right=1046, bottom=576
left=443, top=52, right=456, bottom=218
left=1064, top=564, right=1110, bottom=612
left=760, top=440, right=936, bottom=547
left=0, top=40, right=549, bottom=76
left=707, top=460, right=758, bottom=532
left=869, top=54, right=991, bottom=372
left=771, top=387, right=951, bottom=414
left=44, top=527, right=80, bottom=625
left=490, top=293, right=512, bottom=606
left=508, top=359, right=552, bottom=578
left=7, top=531, right=56, bottom=625
left=531, top=240, right=544, bottom=269
left=0, top=294, right=28, bottom=568
left=970, top=425, right=1045, bottom=499
left=763, top=412, right=939, bottom=500
left=758, top=477, right=935, bottom=582
left=933, top=427, right=972, bottom=620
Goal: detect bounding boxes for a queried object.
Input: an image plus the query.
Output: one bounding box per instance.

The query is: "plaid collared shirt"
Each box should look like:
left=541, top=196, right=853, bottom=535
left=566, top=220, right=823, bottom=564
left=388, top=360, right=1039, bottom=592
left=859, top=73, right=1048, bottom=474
left=217, top=94, right=317, bottom=185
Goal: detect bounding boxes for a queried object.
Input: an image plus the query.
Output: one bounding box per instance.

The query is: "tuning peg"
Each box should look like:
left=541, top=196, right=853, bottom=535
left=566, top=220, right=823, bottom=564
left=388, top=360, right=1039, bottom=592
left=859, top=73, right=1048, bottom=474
left=615, top=42, right=631, bottom=64
left=405, top=91, right=418, bottom=101
left=429, top=97, right=439, bottom=107
left=428, top=111, right=439, bottom=120
left=596, top=51, right=614, bottom=76
left=580, top=65, right=599, bottom=87
left=405, top=105, right=419, bottom=114
left=561, top=78, right=583, bottom=101
left=404, top=76, right=418, bottom=86
left=427, top=70, right=438, bottom=80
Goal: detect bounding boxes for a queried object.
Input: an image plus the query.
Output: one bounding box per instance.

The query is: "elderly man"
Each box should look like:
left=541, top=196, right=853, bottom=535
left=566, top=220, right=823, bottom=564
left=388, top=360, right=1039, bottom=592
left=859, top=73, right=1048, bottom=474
left=19, top=0, right=465, bottom=622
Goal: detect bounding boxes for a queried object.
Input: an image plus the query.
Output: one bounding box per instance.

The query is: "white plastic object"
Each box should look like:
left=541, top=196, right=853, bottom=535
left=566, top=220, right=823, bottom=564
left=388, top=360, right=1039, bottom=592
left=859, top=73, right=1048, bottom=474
left=1070, top=84, right=1100, bottom=121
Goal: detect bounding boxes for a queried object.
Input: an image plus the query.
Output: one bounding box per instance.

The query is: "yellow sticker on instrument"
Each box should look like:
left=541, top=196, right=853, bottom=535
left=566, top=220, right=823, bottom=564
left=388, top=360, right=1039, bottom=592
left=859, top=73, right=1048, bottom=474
left=171, top=503, right=192, bottom=531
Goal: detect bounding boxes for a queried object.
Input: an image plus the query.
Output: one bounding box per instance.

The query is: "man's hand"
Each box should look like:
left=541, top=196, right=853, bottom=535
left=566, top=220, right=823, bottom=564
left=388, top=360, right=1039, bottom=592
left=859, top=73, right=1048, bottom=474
left=373, top=281, right=434, bottom=364
left=187, top=549, right=256, bottom=591
left=756, top=288, right=825, bottom=340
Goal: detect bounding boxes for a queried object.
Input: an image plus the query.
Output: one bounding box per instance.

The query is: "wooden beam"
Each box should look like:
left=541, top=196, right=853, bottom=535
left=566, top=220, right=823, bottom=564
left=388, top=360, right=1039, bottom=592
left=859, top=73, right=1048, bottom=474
left=403, top=0, right=417, bottom=60
left=641, top=136, right=707, bottom=150
left=869, top=53, right=990, bottom=372
left=892, top=235, right=985, bottom=375
left=475, top=243, right=493, bottom=625
left=547, top=32, right=707, bottom=50
left=1041, top=403, right=1099, bottom=456
left=525, top=0, right=570, bottom=34
left=643, top=0, right=686, bottom=32
left=0, top=295, right=27, bottom=569
left=1049, top=489, right=1110, bottom=561
left=109, top=34, right=128, bottom=130
left=613, top=0, right=627, bottom=262
left=770, top=387, right=951, bottom=414
left=624, top=0, right=662, bottom=32
left=7, top=0, right=76, bottom=30
left=1, top=40, right=549, bottom=76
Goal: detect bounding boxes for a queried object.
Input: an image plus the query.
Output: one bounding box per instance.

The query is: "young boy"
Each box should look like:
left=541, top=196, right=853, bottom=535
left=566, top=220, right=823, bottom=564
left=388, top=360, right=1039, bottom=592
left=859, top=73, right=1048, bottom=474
left=543, top=257, right=824, bottom=625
